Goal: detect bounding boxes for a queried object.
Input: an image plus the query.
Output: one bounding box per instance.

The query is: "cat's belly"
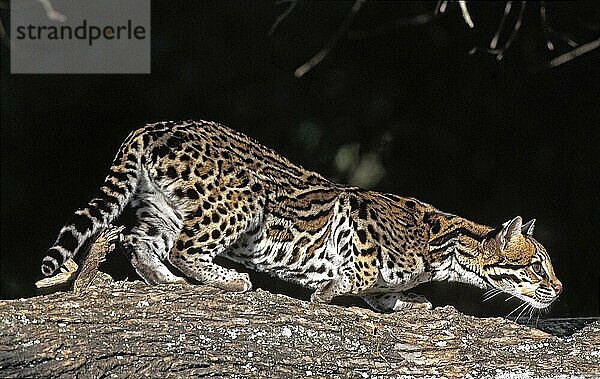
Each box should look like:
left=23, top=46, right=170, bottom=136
left=221, top=232, right=339, bottom=289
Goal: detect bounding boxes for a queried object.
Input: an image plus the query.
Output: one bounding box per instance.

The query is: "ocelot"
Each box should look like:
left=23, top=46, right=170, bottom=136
left=42, top=120, right=562, bottom=311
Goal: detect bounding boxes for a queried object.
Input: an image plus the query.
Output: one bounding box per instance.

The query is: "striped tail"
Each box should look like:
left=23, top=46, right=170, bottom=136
left=41, top=129, right=145, bottom=277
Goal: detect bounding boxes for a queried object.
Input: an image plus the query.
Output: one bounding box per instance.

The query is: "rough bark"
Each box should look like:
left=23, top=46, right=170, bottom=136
left=1, top=272, right=599, bottom=378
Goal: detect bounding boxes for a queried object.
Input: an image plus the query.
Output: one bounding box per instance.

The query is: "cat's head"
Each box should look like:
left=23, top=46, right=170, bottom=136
left=478, top=216, right=562, bottom=309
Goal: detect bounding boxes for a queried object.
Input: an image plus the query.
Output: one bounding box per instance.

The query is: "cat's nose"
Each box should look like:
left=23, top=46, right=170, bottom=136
left=553, top=281, right=563, bottom=295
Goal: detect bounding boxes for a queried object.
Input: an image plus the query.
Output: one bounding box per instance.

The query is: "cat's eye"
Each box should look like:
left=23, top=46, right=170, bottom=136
left=531, top=262, right=544, bottom=276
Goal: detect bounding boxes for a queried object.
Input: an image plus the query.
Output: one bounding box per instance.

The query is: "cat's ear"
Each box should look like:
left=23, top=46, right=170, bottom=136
left=521, top=219, right=536, bottom=236
left=495, top=216, right=522, bottom=251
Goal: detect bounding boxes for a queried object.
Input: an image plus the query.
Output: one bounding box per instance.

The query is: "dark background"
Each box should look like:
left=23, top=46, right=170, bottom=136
left=1, top=1, right=599, bottom=317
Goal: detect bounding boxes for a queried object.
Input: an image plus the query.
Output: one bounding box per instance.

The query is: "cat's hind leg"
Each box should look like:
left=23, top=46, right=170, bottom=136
left=123, top=187, right=186, bottom=285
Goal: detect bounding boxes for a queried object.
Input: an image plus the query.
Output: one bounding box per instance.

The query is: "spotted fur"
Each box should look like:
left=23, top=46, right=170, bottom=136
left=42, top=120, right=562, bottom=311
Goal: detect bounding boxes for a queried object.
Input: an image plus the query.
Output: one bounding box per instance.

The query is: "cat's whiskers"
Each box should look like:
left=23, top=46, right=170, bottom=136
left=526, top=306, right=535, bottom=325
left=506, top=301, right=528, bottom=319
left=516, top=303, right=532, bottom=323
left=483, top=289, right=503, bottom=302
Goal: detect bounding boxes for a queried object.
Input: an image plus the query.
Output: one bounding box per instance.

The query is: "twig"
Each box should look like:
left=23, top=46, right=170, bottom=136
left=497, top=1, right=526, bottom=60
left=35, top=259, right=79, bottom=288
left=34, top=225, right=124, bottom=291
left=540, top=1, right=554, bottom=50
left=294, top=0, right=367, bottom=78
left=37, top=0, right=67, bottom=22
left=551, top=29, right=579, bottom=48
left=546, top=38, right=600, bottom=68
left=471, top=1, right=526, bottom=60
left=458, top=1, right=474, bottom=28
left=74, top=225, right=124, bottom=293
left=348, top=3, right=442, bottom=39
left=269, top=0, right=297, bottom=36
left=438, top=0, right=448, bottom=14
left=541, top=2, right=579, bottom=49
left=281, top=0, right=595, bottom=72
left=490, top=1, right=513, bottom=49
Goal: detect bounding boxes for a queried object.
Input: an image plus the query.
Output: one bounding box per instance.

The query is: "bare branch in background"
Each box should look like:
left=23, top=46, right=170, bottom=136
left=469, top=1, right=526, bottom=60
left=0, top=0, right=67, bottom=47
left=348, top=2, right=443, bottom=39
left=552, top=30, right=580, bottom=49
left=294, top=0, right=366, bottom=78
left=458, top=0, right=474, bottom=28
left=540, top=1, right=555, bottom=50
left=494, top=1, right=526, bottom=60
left=268, top=0, right=297, bottom=36
left=37, top=0, right=67, bottom=22
left=490, top=1, right=513, bottom=49
left=546, top=38, right=600, bottom=68
left=541, top=2, right=579, bottom=51
left=438, top=0, right=448, bottom=14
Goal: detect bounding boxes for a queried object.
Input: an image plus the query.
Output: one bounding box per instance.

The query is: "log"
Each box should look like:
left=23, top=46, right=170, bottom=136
left=1, top=271, right=599, bottom=378
left=4, top=228, right=600, bottom=378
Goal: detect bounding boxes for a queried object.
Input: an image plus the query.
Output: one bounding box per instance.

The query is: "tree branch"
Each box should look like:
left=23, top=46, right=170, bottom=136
left=268, top=0, right=298, bottom=36
left=294, top=0, right=367, bottom=78
left=347, top=3, right=443, bottom=40
left=10, top=170, right=600, bottom=378
left=2, top=272, right=599, bottom=377
left=546, top=37, right=600, bottom=68
left=458, top=0, right=474, bottom=28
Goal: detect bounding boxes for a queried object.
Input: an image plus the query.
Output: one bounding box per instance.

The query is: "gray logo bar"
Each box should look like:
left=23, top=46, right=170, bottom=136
left=11, top=0, right=151, bottom=74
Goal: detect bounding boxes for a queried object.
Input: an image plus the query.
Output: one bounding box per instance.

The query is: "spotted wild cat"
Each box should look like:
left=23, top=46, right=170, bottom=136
left=41, top=120, right=562, bottom=311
